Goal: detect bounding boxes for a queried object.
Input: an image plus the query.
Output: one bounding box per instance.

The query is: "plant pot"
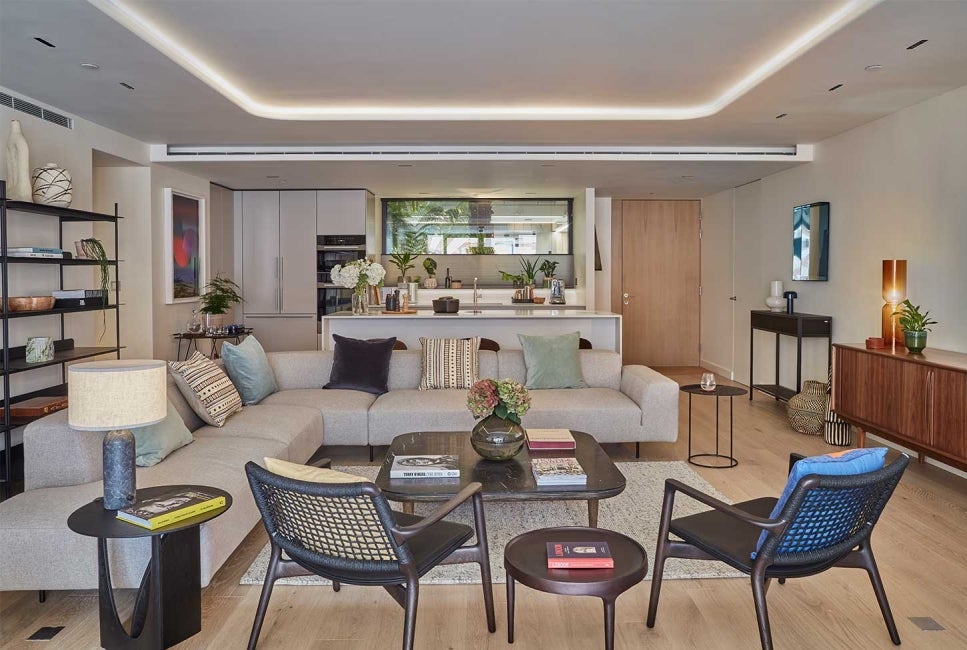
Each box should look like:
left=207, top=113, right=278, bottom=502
left=205, top=313, right=225, bottom=331
left=423, top=277, right=438, bottom=289
left=470, top=414, right=525, bottom=461
left=904, top=330, right=927, bottom=354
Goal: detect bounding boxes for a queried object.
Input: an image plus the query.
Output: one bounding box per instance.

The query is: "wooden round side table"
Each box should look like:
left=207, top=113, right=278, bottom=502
left=504, top=526, right=648, bottom=650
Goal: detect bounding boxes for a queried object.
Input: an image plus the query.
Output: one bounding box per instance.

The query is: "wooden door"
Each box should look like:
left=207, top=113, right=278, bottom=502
left=613, top=200, right=700, bottom=366
left=241, top=191, right=281, bottom=315
left=280, top=191, right=317, bottom=315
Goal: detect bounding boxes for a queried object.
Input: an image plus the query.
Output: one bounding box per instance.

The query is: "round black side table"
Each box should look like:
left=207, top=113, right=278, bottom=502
left=68, top=485, right=232, bottom=649
left=680, top=384, right=748, bottom=468
left=504, top=526, right=648, bottom=650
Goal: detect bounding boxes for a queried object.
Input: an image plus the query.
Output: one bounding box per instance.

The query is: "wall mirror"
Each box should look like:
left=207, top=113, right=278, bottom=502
left=383, top=198, right=572, bottom=254
left=792, top=201, right=830, bottom=281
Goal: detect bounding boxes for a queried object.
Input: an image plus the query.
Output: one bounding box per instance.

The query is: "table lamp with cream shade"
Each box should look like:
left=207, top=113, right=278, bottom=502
left=882, top=260, right=907, bottom=346
left=68, top=360, right=167, bottom=510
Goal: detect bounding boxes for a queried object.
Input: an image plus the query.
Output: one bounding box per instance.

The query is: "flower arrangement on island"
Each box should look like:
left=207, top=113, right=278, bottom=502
left=468, top=378, right=531, bottom=425
left=331, top=259, right=386, bottom=314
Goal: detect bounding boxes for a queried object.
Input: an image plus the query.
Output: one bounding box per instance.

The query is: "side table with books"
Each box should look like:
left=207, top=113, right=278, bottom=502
left=67, top=485, right=232, bottom=649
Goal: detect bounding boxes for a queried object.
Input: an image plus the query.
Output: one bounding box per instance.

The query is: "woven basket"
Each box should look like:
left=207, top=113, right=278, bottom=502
left=787, top=380, right=827, bottom=434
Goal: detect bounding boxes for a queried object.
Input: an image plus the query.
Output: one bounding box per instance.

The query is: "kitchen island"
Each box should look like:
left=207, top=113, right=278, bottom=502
left=321, top=309, right=622, bottom=353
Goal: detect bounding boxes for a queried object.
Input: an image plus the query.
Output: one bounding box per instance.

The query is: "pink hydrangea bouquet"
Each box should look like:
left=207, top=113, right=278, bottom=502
left=467, top=378, right=531, bottom=425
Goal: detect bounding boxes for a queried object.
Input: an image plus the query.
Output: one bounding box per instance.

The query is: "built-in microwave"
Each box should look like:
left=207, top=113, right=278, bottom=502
left=317, top=234, right=366, bottom=284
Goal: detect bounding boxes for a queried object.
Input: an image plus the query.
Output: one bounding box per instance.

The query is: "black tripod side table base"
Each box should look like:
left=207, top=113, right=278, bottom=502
left=681, top=384, right=747, bottom=470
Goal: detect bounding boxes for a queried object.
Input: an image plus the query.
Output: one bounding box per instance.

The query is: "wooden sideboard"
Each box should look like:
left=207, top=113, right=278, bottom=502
left=832, top=344, right=967, bottom=470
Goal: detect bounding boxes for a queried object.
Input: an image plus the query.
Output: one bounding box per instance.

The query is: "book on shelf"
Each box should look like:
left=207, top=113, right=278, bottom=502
left=53, top=289, right=104, bottom=299
left=116, top=488, right=226, bottom=530
left=0, top=395, right=68, bottom=420
left=546, top=541, right=614, bottom=569
left=531, top=457, right=588, bottom=485
left=6, top=251, right=63, bottom=258
left=389, top=454, right=460, bottom=478
left=5, top=247, right=64, bottom=254
left=526, top=428, right=576, bottom=450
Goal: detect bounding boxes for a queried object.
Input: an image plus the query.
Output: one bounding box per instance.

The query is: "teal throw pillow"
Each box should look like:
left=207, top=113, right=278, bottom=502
left=753, top=447, right=888, bottom=556
left=518, top=331, right=587, bottom=390
left=222, top=336, right=278, bottom=405
left=132, top=400, right=194, bottom=467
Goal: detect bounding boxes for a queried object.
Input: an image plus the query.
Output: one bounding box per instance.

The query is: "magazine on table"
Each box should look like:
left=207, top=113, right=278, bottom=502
left=116, top=488, right=225, bottom=530
left=546, top=541, right=614, bottom=569
left=389, top=454, right=460, bottom=478
left=531, top=457, right=588, bottom=485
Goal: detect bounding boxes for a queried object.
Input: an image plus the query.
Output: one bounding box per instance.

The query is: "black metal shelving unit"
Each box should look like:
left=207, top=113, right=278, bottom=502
left=1, top=181, right=122, bottom=498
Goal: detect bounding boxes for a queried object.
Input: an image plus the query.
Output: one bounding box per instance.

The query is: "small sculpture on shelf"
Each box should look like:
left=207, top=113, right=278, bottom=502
left=5, top=119, right=32, bottom=202
left=31, top=163, right=73, bottom=207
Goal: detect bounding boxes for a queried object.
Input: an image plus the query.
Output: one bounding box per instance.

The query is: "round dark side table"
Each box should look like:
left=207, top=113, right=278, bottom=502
left=504, top=526, right=648, bottom=650
left=680, top=383, right=748, bottom=468
left=67, top=485, right=232, bottom=650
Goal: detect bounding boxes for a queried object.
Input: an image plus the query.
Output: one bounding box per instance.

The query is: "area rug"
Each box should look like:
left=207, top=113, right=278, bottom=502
left=240, top=461, right=744, bottom=586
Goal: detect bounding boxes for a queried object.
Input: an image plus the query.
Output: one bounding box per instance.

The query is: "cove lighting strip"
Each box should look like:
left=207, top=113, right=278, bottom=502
left=91, top=0, right=882, bottom=122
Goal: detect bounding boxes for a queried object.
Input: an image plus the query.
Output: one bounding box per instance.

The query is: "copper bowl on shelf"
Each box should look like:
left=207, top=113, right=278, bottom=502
left=532, top=297, right=546, bottom=304
left=6, top=296, right=55, bottom=312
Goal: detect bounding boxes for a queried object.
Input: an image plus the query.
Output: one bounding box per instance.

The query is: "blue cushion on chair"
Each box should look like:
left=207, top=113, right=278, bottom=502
left=754, top=447, right=888, bottom=556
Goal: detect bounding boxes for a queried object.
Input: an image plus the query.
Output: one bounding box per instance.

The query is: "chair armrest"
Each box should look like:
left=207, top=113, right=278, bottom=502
left=788, top=453, right=806, bottom=475
left=391, top=482, right=483, bottom=542
left=665, top=479, right=786, bottom=531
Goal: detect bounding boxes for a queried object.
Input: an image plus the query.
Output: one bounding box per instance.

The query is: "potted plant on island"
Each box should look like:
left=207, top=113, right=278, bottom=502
left=892, top=299, right=938, bottom=354
left=199, top=274, right=243, bottom=330
left=467, top=378, right=531, bottom=460
left=539, top=259, right=559, bottom=287
left=389, top=252, right=417, bottom=287
left=423, top=257, right=438, bottom=288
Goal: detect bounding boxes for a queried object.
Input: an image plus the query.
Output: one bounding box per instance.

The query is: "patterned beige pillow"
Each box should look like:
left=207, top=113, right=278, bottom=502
left=419, top=337, right=480, bottom=390
left=167, top=352, right=242, bottom=427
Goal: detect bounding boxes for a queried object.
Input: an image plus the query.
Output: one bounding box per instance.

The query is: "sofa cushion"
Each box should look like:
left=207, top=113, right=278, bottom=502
left=368, top=389, right=477, bottom=446
left=132, top=400, right=194, bottom=467
left=193, top=403, right=322, bottom=465
left=167, top=352, right=243, bottom=427
left=518, top=331, right=587, bottom=389
left=262, top=389, right=373, bottom=446
left=221, top=335, right=278, bottom=405
left=389, top=350, right=497, bottom=390
left=419, top=336, right=480, bottom=390
left=267, top=351, right=333, bottom=390
left=325, top=335, right=396, bottom=395
left=522, top=388, right=643, bottom=444
left=497, top=350, right=621, bottom=390
left=264, top=457, right=368, bottom=483
left=166, top=374, right=205, bottom=432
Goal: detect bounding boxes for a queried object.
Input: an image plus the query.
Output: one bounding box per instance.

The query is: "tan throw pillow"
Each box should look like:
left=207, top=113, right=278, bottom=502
left=264, top=457, right=368, bottom=483
left=419, top=336, right=480, bottom=390
left=167, top=352, right=243, bottom=427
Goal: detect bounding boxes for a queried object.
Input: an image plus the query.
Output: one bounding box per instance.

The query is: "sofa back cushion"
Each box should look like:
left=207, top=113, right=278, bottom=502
left=267, top=351, right=334, bottom=390
left=388, top=349, right=498, bottom=390
left=497, top=350, right=621, bottom=390
left=166, top=375, right=205, bottom=432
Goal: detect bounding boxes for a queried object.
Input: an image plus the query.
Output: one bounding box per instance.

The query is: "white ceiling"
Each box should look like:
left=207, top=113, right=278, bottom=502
left=2, top=0, right=967, bottom=194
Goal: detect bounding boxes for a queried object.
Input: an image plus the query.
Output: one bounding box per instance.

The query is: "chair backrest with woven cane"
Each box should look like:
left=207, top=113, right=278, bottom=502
left=246, top=463, right=410, bottom=576
left=758, top=455, right=909, bottom=567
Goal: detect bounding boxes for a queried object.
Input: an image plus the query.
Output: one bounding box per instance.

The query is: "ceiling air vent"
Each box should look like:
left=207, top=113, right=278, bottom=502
left=0, top=92, right=73, bottom=129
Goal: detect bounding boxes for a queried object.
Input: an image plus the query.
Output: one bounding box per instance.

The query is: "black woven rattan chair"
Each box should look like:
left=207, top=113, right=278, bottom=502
left=647, top=453, right=909, bottom=649
left=245, top=462, right=496, bottom=649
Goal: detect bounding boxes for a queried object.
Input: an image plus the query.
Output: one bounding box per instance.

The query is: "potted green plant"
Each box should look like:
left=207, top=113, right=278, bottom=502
left=423, top=257, right=438, bottom=288
left=80, top=237, right=110, bottom=340
left=199, top=274, right=243, bottom=330
left=518, top=256, right=542, bottom=287
left=499, top=270, right=525, bottom=288
left=892, top=299, right=938, bottom=353
left=389, top=252, right=417, bottom=287
left=539, top=259, right=559, bottom=287
left=469, top=232, right=494, bottom=255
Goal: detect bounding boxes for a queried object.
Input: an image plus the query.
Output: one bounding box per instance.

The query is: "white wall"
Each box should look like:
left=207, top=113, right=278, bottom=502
left=703, top=82, right=967, bottom=386
left=593, top=196, right=612, bottom=312
left=699, top=189, right=734, bottom=377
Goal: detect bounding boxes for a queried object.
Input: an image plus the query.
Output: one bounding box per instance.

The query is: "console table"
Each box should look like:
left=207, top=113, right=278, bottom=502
left=832, top=344, right=966, bottom=470
left=749, top=311, right=832, bottom=402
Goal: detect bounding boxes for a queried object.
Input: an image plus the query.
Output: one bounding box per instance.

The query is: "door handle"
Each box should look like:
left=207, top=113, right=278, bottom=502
left=623, top=292, right=633, bottom=306
left=280, top=257, right=285, bottom=313
left=730, top=296, right=738, bottom=301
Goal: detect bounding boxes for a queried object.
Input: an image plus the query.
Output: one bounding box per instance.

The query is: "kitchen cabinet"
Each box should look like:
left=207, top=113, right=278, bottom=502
left=316, top=190, right=373, bottom=236
left=833, top=344, right=967, bottom=470
left=279, top=191, right=317, bottom=315
left=241, top=315, right=317, bottom=353
left=241, top=191, right=281, bottom=315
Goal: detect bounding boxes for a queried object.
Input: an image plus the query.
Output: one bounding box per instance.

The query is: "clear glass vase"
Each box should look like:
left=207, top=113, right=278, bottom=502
left=352, top=288, right=369, bottom=315
left=470, top=414, right=526, bottom=461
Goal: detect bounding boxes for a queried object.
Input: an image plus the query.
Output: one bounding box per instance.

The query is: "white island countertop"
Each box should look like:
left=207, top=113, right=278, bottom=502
left=321, top=309, right=622, bottom=352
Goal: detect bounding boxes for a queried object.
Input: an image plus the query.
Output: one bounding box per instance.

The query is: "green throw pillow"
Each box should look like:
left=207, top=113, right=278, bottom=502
left=518, top=331, right=587, bottom=389
left=222, top=336, right=278, bottom=405
left=132, top=400, right=194, bottom=467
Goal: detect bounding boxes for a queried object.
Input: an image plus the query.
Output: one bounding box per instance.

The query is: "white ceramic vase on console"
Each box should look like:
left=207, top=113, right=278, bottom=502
left=765, top=280, right=786, bottom=312
left=5, top=119, right=33, bottom=202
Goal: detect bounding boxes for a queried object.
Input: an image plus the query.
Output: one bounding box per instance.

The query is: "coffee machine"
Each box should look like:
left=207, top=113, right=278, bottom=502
left=549, top=279, right=566, bottom=304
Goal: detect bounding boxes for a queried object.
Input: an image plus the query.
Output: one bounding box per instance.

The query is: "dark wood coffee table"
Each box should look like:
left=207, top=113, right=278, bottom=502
left=504, top=526, right=648, bottom=650
left=375, top=430, right=625, bottom=527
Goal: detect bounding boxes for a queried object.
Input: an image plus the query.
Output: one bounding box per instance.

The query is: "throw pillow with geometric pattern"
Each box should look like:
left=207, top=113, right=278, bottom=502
left=167, top=352, right=243, bottom=427
left=419, top=337, right=480, bottom=390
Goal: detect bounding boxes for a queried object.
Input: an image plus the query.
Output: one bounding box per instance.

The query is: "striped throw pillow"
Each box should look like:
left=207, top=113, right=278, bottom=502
left=824, top=366, right=853, bottom=446
left=419, top=337, right=480, bottom=390
left=167, top=352, right=243, bottom=427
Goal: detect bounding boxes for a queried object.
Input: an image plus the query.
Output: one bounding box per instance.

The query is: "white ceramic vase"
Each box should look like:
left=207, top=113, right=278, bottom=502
left=423, top=277, right=438, bottom=289
left=765, top=280, right=785, bottom=312
left=5, top=120, right=33, bottom=202
left=31, top=163, right=73, bottom=207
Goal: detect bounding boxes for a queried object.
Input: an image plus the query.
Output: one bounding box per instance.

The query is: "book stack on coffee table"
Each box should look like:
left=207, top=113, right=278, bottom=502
left=389, top=454, right=460, bottom=479
left=531, top=457, right=588, bottom=486
left=525, top=428, right=576, bottom=451
left=116, top=488, right=227, bottom=530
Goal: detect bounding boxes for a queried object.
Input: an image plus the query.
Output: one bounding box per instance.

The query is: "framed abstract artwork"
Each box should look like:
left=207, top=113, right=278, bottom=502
left=164, top=188, right=207, bottom=304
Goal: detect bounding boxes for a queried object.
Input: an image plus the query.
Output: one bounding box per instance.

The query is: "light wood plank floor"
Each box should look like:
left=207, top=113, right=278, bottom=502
left=1, top=368, right=965, bottom=649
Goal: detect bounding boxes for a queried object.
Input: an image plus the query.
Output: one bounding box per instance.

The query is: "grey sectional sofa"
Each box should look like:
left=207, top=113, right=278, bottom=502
left=0, top=348, right=677, bottom=592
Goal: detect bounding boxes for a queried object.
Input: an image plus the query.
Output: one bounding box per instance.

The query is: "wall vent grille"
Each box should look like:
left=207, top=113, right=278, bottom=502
left=0, top=92, right=73, bottom=129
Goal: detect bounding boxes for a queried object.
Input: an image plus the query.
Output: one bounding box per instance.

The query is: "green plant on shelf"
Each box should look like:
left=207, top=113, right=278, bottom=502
left=80, top=237, right=110, bottom=340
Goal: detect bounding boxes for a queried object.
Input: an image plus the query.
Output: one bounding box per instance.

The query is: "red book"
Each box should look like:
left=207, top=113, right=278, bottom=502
left=526, top=428, right=576, bottom=450
left=546, top=541, right=614, bottom=569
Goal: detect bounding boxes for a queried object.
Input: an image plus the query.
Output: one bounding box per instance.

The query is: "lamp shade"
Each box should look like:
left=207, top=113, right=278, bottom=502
left=68, top=360, right=167, bottom=430
left=882, top=260, right=907, bottom=304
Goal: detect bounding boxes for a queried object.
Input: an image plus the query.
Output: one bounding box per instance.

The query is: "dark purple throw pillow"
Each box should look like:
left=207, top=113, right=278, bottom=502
left=324, top=335, right=397, bottom=395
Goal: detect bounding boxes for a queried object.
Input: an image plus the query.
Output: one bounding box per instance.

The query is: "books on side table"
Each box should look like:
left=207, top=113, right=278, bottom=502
left=531, top=457, right=588, bottom=486
left=526, top=428, right=576, bottom=450
left=116, top=488, right=226, bottom=530
left=389, top=454, right=460, bottom=479
left=547, top=541, right=614, bottom=569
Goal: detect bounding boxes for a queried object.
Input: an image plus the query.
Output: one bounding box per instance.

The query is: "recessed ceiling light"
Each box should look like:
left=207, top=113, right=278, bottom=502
left=525, top=192, right=537, bottom=195
left=906, top=39, right=928, bottom=50
left=266, top=175, right=280, bottom=178
left=397, top=164, right=413, bottom=168
left=418, top=192, right=429, bottom=195
left=119, top=82, right=134, bottom=90
left=33, top=37, right=55, bottom=48
left=828, top=83, right=844, bottom=92
left=775, top=113, right=788, bottom=119
left=864, top=64, right=884, bottom=72
left=80, top=62, right=100, bottom=70
left=680, top=175, right=695, bottom=179
left=541, top=164, right=555, bottom=168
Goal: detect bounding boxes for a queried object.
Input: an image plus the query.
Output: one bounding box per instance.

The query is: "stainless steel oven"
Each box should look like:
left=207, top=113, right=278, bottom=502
left=317, top=235, right=366, bottom=317
left=318, top=284, right=353, bottom=316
